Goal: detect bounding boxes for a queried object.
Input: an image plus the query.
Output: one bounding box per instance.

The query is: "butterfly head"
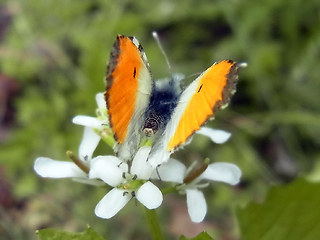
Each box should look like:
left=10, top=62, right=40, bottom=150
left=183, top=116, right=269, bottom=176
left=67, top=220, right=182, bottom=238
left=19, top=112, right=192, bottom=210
left=142, top=111, right=161, bottom=138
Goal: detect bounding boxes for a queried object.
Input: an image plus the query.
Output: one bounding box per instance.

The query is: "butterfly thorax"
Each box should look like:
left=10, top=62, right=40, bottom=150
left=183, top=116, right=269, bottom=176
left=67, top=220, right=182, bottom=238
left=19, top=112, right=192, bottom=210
left=143, top=82, right=180, bottom=138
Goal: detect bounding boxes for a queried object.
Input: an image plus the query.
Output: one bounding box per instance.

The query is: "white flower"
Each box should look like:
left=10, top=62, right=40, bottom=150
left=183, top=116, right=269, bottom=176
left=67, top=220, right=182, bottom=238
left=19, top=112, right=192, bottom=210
left=154, top=159, right=241, bottom=223
left=34, top=90, right=236, bottom=222
left=72, top=92, right=108, bottom=128
left=72, top=92, right=114, bottom=147
left=34, top=127, right=101, bottom=185
left=89, top=146, right=163, bottom=219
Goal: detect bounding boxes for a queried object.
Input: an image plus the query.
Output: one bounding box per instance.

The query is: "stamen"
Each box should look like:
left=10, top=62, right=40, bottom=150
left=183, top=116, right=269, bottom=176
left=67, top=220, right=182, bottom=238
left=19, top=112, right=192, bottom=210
left=156, top=165, right=162, bottom=181
left=66, top=151, right=89, bottom=174
left=131, top=191, right=138, bottom=206
left=123, top=191, right=129, bottom=196
left=183, top=159, right=209, bottom=184
left=131, top=191, right=136, bottom=198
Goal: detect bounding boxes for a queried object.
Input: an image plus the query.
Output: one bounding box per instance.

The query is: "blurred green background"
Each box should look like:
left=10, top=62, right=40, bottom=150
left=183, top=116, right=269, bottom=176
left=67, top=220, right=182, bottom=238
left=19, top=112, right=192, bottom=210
left=0, top=0, right=319, bottom=239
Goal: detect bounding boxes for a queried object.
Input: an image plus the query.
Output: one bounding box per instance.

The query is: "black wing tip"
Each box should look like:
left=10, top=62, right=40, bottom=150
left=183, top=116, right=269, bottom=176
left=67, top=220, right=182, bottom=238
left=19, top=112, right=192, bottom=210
left=213, top=60, right=239, bottom=112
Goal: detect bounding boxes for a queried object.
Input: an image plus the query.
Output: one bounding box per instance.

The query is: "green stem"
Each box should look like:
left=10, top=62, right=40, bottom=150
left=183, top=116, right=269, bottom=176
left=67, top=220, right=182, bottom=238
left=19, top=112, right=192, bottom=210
left=144, top=207, right=165, bottom=240
left=161, top=186, right=178, bottom=195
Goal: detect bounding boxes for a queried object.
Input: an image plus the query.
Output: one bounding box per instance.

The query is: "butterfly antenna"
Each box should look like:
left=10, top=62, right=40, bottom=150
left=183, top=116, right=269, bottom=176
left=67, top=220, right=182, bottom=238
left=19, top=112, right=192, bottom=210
left=186, top=72, right=202, bottom=79
left=152, top=31, right=172, bottom=73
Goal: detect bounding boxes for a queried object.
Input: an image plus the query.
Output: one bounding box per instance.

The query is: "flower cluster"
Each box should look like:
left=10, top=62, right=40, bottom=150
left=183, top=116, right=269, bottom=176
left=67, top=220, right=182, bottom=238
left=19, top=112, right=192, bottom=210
left=34, top=93, right=241, bottom=223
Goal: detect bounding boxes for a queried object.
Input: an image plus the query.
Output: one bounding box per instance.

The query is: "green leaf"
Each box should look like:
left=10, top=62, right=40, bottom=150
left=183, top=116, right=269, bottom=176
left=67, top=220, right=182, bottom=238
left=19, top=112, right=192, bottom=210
left=180, top=232, right=214, bottom=240
left=237, top=178, right=320, bottom=240
left=36, top=226, right=106, bottom=240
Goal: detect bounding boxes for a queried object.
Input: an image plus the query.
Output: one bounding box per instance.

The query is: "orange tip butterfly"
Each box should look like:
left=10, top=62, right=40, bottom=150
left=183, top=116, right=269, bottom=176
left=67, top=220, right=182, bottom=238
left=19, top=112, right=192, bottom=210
left=105, top=35, right=243, bottom=167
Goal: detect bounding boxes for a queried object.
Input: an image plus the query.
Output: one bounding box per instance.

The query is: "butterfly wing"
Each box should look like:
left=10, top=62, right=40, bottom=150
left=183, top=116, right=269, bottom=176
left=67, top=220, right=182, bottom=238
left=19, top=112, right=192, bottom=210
left=105, top=35, right=153, bottom=160
left=148, top=60, right=239, bottom=166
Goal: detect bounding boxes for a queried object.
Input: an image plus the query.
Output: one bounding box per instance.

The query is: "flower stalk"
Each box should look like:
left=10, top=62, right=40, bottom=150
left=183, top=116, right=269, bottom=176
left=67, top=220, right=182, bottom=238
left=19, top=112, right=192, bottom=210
left=144, top=207, right=165, bottom=240
left=66, top=150, right=89, bottom=174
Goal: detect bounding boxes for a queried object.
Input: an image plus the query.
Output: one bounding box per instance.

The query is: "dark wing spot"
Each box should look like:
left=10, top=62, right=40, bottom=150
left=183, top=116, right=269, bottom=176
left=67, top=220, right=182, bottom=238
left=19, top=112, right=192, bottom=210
left=198, top=84, right=203, bottom=93
left=133, top=67, right=136, bottom=78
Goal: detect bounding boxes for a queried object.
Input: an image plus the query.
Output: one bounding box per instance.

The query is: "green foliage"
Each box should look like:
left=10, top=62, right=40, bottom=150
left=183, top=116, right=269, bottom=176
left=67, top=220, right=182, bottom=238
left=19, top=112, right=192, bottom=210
left=237, top=178, right=320, bottom=240
left=37, top=226, right=106, bottom=240
left=180, top=232, right=214, bottom=240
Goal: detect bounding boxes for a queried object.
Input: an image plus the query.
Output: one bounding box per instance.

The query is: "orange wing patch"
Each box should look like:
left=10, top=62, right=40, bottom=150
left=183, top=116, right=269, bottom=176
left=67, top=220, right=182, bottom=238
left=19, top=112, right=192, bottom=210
left=167, top=60, right=238, bottom=151
left=105, top=36, right=145, bottom=143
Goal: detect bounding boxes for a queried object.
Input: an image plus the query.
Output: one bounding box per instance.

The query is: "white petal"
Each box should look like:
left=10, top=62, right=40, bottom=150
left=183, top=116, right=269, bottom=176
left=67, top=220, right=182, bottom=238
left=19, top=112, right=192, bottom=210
left=152, top=158, right=186, bottom=183
left=147, top=148, right=171, bottom=168
left=197, top=127, right=231, bottom=144
left=34, top=157, right=86, bottom=178
left=78, top=127, right=100, bottom=161
left=89, top=156, right=128, bottom=187
left=95, top=92, right=106, bottom=109
left=72, top=115, right=103, bottom=128
left=186, top=189, right=207, bottom=223
left=131, top=147, right=154, bottom=179
left=136, top=182, right=163, bottom=209
left=200, top=162, right=241, bottom=185
left=95, top=188, right=131, bottom=219
left=72, top=177, right=105, bottom=186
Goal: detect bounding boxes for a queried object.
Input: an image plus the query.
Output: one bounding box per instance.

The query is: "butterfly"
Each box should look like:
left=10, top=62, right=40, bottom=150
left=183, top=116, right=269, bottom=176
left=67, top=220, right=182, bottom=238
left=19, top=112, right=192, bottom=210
left=105, top=35, right=241, bottom=167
